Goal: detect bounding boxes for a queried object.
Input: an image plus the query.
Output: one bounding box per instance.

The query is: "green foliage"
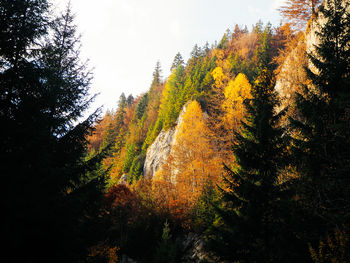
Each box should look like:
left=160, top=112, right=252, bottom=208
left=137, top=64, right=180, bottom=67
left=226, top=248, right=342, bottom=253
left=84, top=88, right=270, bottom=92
left=206, top=27, right=306, bottom=262
left=152, top=61, right=162, bottom=87
left=229, top=53, right=257, bottom=82
left=135, top=93, right=149, bottom=120
left=141, top=117, right=163, bottom=153
left=129, top=153, right=146, bottom=182
left=217, top=32, right=229, bottom=49
left=159, top=64, right=186, bottom=130
left=170, top=52, right=184, bottom=72
left=192, top=182, right=219, bottom=232
left=126, top=94, right=134, bottom=106
left=153, top=221, right=178, bottom=263
left=290, top=0, right=350, bottom=243
left=122, top=143, right=136, bottom=174
left=100, top=93, right=128, bottom=158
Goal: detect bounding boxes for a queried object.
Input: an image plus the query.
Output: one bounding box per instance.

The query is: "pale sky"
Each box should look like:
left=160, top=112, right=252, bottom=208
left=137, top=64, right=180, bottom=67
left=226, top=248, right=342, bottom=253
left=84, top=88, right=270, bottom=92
left=52, top=0, right=285, bottom=113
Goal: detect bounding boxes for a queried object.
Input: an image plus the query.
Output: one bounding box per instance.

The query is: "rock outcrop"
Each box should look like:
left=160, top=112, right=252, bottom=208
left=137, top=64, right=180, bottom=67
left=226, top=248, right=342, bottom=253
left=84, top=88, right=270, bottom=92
left=143, top=127, right=176, bottom=178
left=275, top=0, right=349, bottom=108
left=143, top=102, right=190, bottom=178
left=179, top=233, right=218, bottom=263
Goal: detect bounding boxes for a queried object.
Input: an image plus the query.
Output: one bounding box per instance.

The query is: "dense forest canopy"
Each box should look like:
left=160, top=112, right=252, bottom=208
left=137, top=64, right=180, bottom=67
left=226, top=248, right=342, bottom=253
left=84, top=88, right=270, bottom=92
left=1, top=0, right=350, bottom=262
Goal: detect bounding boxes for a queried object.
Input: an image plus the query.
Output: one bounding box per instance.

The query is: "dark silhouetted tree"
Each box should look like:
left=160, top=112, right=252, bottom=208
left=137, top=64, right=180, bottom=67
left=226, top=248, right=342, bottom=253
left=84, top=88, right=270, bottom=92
left=0, top=2, right=107, bottom=262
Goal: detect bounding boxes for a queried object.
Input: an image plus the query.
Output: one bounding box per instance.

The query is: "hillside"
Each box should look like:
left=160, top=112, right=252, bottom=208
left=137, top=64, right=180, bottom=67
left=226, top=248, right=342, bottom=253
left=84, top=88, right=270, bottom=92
left=86, top=0, right=350, bottom=262
left=2, top=0, right=349, bottom=262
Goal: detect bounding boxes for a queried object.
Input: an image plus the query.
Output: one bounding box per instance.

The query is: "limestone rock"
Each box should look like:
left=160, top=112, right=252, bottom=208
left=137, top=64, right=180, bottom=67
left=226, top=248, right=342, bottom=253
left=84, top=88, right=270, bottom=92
left=143, top=102, right=190, bottom=178
left=275, top=0, right=349, bottom=109
left=143, top=127, right=176, bottom=178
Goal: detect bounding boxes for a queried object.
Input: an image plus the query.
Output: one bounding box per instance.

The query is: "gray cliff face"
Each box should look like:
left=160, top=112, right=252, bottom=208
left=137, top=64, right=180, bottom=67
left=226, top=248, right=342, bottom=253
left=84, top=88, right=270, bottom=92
left=143, top=127, right=176, bottom=178
left=305, top=0, right=350, bottom=64
left=275, top=0, right=349, bottom=104
left=143, top=102, right=189, bottom=178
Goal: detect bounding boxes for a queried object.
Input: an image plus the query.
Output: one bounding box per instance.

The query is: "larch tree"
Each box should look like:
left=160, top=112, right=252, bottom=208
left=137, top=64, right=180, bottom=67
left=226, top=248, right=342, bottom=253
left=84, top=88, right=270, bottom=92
left=158, top=101, right=222, bottom=207
left=279, top=0, right=322, bottom=30
left=222, top=73, right=252, bottom=132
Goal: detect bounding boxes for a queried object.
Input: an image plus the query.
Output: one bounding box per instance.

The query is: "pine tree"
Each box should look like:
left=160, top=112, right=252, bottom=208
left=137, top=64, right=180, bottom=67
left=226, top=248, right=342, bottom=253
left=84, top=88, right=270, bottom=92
left=290, top=0, right=350, bottom=236
left=0, top=3, right=107, bottom=262
left=207, top=26, right=303, bottom=262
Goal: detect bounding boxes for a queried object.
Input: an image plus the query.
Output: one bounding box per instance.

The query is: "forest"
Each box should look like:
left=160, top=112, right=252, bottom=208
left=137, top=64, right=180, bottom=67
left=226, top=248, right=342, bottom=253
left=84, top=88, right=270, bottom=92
left=1, top=0, right=350, bottom=262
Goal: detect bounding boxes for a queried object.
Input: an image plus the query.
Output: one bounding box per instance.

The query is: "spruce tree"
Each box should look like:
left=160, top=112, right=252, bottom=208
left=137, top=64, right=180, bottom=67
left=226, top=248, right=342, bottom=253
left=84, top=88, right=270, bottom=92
left=170, top=52, right=184, bottom=72
left=152, top=61, right=162, bottom=87
left=290, top=0, right=350, bottom=237
left=207, top=26, right=303, bottom=262
left=0, top=2, right=107, bottom=262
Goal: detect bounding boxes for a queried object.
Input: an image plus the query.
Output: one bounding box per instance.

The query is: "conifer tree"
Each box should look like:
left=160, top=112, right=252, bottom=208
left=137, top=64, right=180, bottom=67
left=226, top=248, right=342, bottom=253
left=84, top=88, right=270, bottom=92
left=290, top=0, right=350, bottom=235
left=0, top=3, right=107, bottom=261
left=101, top=93, right=127, bottom=152
left=207, top=26, right=303, bottom=262
left=153, top=221, right=177, bottom=263
left=152, top=61, right=162, bottom=87
left=170, top=52, right=184, bottom=72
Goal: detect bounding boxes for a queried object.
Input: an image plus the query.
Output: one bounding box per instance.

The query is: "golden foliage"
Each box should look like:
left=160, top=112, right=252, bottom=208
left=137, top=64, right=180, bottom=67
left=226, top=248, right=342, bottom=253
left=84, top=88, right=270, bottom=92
left=222, top=73, right=252, bottom=131
left=157, top=101, right=223, bottom=208
left=87, top=112, right=114, bottom=152
left=279, top=0, right=322, bottom=30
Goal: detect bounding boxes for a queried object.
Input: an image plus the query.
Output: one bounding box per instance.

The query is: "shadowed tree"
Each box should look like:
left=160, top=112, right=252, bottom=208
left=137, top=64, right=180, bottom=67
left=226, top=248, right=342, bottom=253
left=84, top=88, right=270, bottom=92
left=0, top=2, right=107, bottom=262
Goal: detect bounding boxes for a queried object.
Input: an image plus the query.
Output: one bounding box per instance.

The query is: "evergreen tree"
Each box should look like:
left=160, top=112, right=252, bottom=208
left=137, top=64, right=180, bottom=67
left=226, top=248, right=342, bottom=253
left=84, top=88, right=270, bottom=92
left=207, top=26, right=303, bottom=262
left=152, top=61, right=162, bottom=87
left=170, top=52, right=184, bottom=72
left=290, top=0, right=350, bottom=238
left=153, top=221, right=177, bottom=263
left=126, top=94, right=134, bottom=106
left=0, top=0, right=50, bottom=66
left=101, top=93, right=127, bottom=151
left=0, top=3, right=107, bottom=262
left=135, top=93, right=149, bottom=120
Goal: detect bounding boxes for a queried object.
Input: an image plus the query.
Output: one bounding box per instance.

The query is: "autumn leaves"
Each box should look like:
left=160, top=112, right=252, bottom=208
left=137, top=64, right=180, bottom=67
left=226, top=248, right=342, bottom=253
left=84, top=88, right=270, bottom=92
left=154, top=71, right=252, bottom=214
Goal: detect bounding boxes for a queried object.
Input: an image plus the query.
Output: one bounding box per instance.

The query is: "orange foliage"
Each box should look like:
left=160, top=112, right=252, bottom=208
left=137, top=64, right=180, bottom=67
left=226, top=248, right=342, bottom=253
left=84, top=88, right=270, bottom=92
left=228, top=31, right=259, bottom=60
left=87, top=111, right=114, bottom=152
left=279, top=0, right=322, bottom=30
left=156, top=101, right=223, bottom=211
left=88, top=242, right=119, bottom=263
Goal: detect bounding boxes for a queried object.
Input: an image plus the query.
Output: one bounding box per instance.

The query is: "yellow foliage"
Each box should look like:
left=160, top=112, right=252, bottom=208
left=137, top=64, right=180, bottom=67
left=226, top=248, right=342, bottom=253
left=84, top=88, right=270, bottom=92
left=160, top=100, right=223, bottom=205
left=222, top=73, right=252, bottom=130
left=211, top=67, right=227, bottom=88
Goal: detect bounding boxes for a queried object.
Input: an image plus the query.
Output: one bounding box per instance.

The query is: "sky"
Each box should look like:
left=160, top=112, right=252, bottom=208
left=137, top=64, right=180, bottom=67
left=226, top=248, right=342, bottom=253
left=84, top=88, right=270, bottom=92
left=52, top=0, right=285, bottom=113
